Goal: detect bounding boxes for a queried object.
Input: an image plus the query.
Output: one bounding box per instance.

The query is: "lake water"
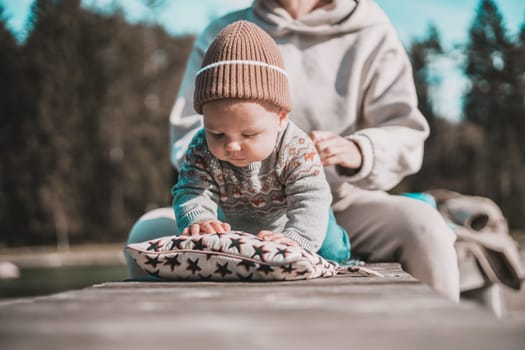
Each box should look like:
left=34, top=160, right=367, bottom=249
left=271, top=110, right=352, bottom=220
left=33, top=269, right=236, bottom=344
left=0, top=264, right=128, bottom=299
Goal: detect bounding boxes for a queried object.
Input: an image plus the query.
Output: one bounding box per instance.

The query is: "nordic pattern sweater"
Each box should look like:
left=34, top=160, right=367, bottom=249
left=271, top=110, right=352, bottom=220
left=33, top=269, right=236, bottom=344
left=172, top=121, right=331, bottom=251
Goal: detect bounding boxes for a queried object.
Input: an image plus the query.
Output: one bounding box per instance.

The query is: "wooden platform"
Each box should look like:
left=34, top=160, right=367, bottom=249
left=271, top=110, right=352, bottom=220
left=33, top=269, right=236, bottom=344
left=0, top=263, right=524, bottom=350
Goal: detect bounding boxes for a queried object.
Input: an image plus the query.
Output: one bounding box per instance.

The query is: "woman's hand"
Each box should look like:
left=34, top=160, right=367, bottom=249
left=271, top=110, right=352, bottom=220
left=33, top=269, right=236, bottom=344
left=310, top=130, right=363, bottom=170
left=182, top=220, right=231, bottom=236
left=257, top=230, right=298, bottom=246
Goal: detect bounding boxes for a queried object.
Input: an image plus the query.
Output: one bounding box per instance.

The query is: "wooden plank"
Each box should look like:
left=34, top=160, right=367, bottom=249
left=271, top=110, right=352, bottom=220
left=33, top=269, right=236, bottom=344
left=0, top=263, right=524, bottom=350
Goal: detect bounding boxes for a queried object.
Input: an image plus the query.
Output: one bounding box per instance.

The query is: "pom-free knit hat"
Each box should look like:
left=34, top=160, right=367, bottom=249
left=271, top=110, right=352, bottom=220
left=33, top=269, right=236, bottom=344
left=194, top=20, right=291, bottom=114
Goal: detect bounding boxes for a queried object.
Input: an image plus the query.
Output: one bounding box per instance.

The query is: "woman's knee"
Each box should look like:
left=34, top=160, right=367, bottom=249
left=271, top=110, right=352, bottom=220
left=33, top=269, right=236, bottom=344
left=387, top=196, right=455, bottom=250
left=389, top=197, right=460, bottom=300
left=126, top=207, right=178, bottom=244
left=124, top=207, right=178, bottom=278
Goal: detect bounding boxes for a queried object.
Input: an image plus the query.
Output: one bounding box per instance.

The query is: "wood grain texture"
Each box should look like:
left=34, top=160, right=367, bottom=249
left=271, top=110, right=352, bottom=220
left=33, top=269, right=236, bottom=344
left=0, top=263, right=524, bottom=350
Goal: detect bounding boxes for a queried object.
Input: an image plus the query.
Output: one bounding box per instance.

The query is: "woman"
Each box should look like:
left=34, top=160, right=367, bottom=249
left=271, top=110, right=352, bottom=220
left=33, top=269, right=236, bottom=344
left=127, top=0, right=459, bottom=301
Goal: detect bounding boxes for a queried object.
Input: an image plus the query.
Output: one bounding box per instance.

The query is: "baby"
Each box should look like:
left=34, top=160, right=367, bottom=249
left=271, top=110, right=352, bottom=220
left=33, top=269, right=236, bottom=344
left=172, top=20, right=349, bottom=260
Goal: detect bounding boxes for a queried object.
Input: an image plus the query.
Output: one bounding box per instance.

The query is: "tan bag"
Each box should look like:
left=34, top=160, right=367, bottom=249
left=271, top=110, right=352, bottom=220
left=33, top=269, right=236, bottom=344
left=427, top=189, right=523, bottom=290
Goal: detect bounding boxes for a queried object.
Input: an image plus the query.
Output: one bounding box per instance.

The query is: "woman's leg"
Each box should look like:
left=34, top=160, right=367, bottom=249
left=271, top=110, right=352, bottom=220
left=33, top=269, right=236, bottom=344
left=317, top=209, right=350, bottom=263
left=124, top=207, right=178, bottom=278
left=333, top=189, right=460, bottom=302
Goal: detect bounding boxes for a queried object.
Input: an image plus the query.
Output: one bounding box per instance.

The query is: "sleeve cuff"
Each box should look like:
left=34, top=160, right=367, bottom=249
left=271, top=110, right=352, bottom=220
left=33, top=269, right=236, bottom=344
left=336, top=133, right=374, bottom=182
left=177, top=209, right=215, bottom=233
left=283, top=228, right=319, bottom=252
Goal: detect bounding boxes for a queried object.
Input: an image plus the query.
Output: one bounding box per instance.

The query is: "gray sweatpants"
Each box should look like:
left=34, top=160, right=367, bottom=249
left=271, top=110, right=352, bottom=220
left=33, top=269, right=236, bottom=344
left=124, top=187, right=459, bottom=301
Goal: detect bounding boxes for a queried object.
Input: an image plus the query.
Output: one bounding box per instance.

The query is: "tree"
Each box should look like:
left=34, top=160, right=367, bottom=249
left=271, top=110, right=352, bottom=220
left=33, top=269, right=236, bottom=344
left=409, top=23, right=443, bottom=126
left=404, top=24, right=447, bottom=191
left=508, top=21, right=525, bottom=155
left=19, top=0, right=108, bottom=247
left=501, top=19, right=525, bottom=229
left=464, top=0, right=508, bottom=197
left=0, top=4, right=31, bottom=246
left=0, top=0, right=195, bottom=247
left=464, top=0, right=511, bottom=128
left=402, top=21, right=488, bottom=207
left=463, top=0, right=523, bottom=229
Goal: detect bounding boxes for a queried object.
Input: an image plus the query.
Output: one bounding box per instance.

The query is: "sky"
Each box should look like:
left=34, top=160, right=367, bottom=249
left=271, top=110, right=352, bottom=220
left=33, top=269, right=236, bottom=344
left=1, top=0, right=524, bottom=120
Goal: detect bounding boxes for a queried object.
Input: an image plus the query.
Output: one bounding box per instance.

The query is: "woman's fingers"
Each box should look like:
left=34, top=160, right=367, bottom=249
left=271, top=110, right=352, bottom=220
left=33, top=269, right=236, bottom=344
left=310, top=132, right=343, bottom=159
left=315, top=135, right=345, bottom=155
left=310, top=130, right=362, bottom=169
left=310, top=130, right=334, bottom=143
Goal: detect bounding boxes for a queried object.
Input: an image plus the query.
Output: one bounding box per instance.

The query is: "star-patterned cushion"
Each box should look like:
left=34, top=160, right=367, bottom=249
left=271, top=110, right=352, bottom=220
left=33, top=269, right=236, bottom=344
left=126, top=231, right=339, bottom=281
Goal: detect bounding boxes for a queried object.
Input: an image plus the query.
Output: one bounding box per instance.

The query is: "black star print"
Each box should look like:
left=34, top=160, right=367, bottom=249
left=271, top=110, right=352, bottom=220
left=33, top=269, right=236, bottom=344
left=228, top=238, right=244, bottom=253
left=237, top=259, right=256, bottom=271
left=186, top=257, right=202, bottom=274
left=237, top=272, right=254, bottom=281
left=214, top=262, right=233, bottom=277
left=163, top=254, right=181, bottom=271
left=295, top=269, right=309, bottom=276
left=281, top=264, right=296, bottom=274
left=144, top=254, right=161, bottom=269
left=321, top=271, right=332, bottom=277
left=256, top=264, right=274, bottom=276
left=324, top=262, right=336, bottom=270
left=275, top=247, right=290, bottom=258
left=170, top=237, right=186, bottom=249
left=251, top=245, right=269, bottom=261
left=191, top=237, right=207, bottom=251
left=198, top=274, right=213, bottom=281
left=212, top=232, right=227, bottom=239
left=147, top=240, right=163, bottom=252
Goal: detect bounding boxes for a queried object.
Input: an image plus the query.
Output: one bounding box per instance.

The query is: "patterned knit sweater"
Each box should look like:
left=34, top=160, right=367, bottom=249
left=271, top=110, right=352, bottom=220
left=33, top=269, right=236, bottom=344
left=172, top=121, right=331, bottom=251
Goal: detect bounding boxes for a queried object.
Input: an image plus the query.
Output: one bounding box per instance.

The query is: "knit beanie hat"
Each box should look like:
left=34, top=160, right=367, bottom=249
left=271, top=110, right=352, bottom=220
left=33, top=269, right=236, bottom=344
left=194, top=20, right=291, bottom=114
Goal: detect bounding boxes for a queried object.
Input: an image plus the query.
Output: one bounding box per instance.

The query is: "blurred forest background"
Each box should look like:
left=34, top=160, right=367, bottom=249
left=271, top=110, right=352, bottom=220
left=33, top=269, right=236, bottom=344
left=0, top=0, right=524, bottom=248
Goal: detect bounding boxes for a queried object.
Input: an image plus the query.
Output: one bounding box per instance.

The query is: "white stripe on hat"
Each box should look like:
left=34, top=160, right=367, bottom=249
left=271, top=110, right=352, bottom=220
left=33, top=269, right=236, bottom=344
left=196, top=60, right=288, bottom=78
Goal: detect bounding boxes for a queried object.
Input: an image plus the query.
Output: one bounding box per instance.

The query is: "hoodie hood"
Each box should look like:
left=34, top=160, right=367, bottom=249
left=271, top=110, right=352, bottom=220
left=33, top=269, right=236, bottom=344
left=252, top=0, right=389, bottom=36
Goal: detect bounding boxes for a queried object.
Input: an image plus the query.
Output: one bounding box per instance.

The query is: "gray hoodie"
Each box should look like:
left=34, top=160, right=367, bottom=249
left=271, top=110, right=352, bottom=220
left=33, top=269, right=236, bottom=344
left=170, top=0, right=429, bottom=196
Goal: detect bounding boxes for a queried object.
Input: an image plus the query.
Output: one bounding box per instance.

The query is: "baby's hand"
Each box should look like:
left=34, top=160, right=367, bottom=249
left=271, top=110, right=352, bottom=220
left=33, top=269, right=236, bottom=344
left=257, top=230, right=298, bottom=246
left=182, top=220, right=231, bottom=236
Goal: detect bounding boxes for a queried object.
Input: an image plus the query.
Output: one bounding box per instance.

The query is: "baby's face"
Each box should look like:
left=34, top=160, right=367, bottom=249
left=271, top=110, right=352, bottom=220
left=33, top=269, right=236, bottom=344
left=202, top=99, right=287, bottom=167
